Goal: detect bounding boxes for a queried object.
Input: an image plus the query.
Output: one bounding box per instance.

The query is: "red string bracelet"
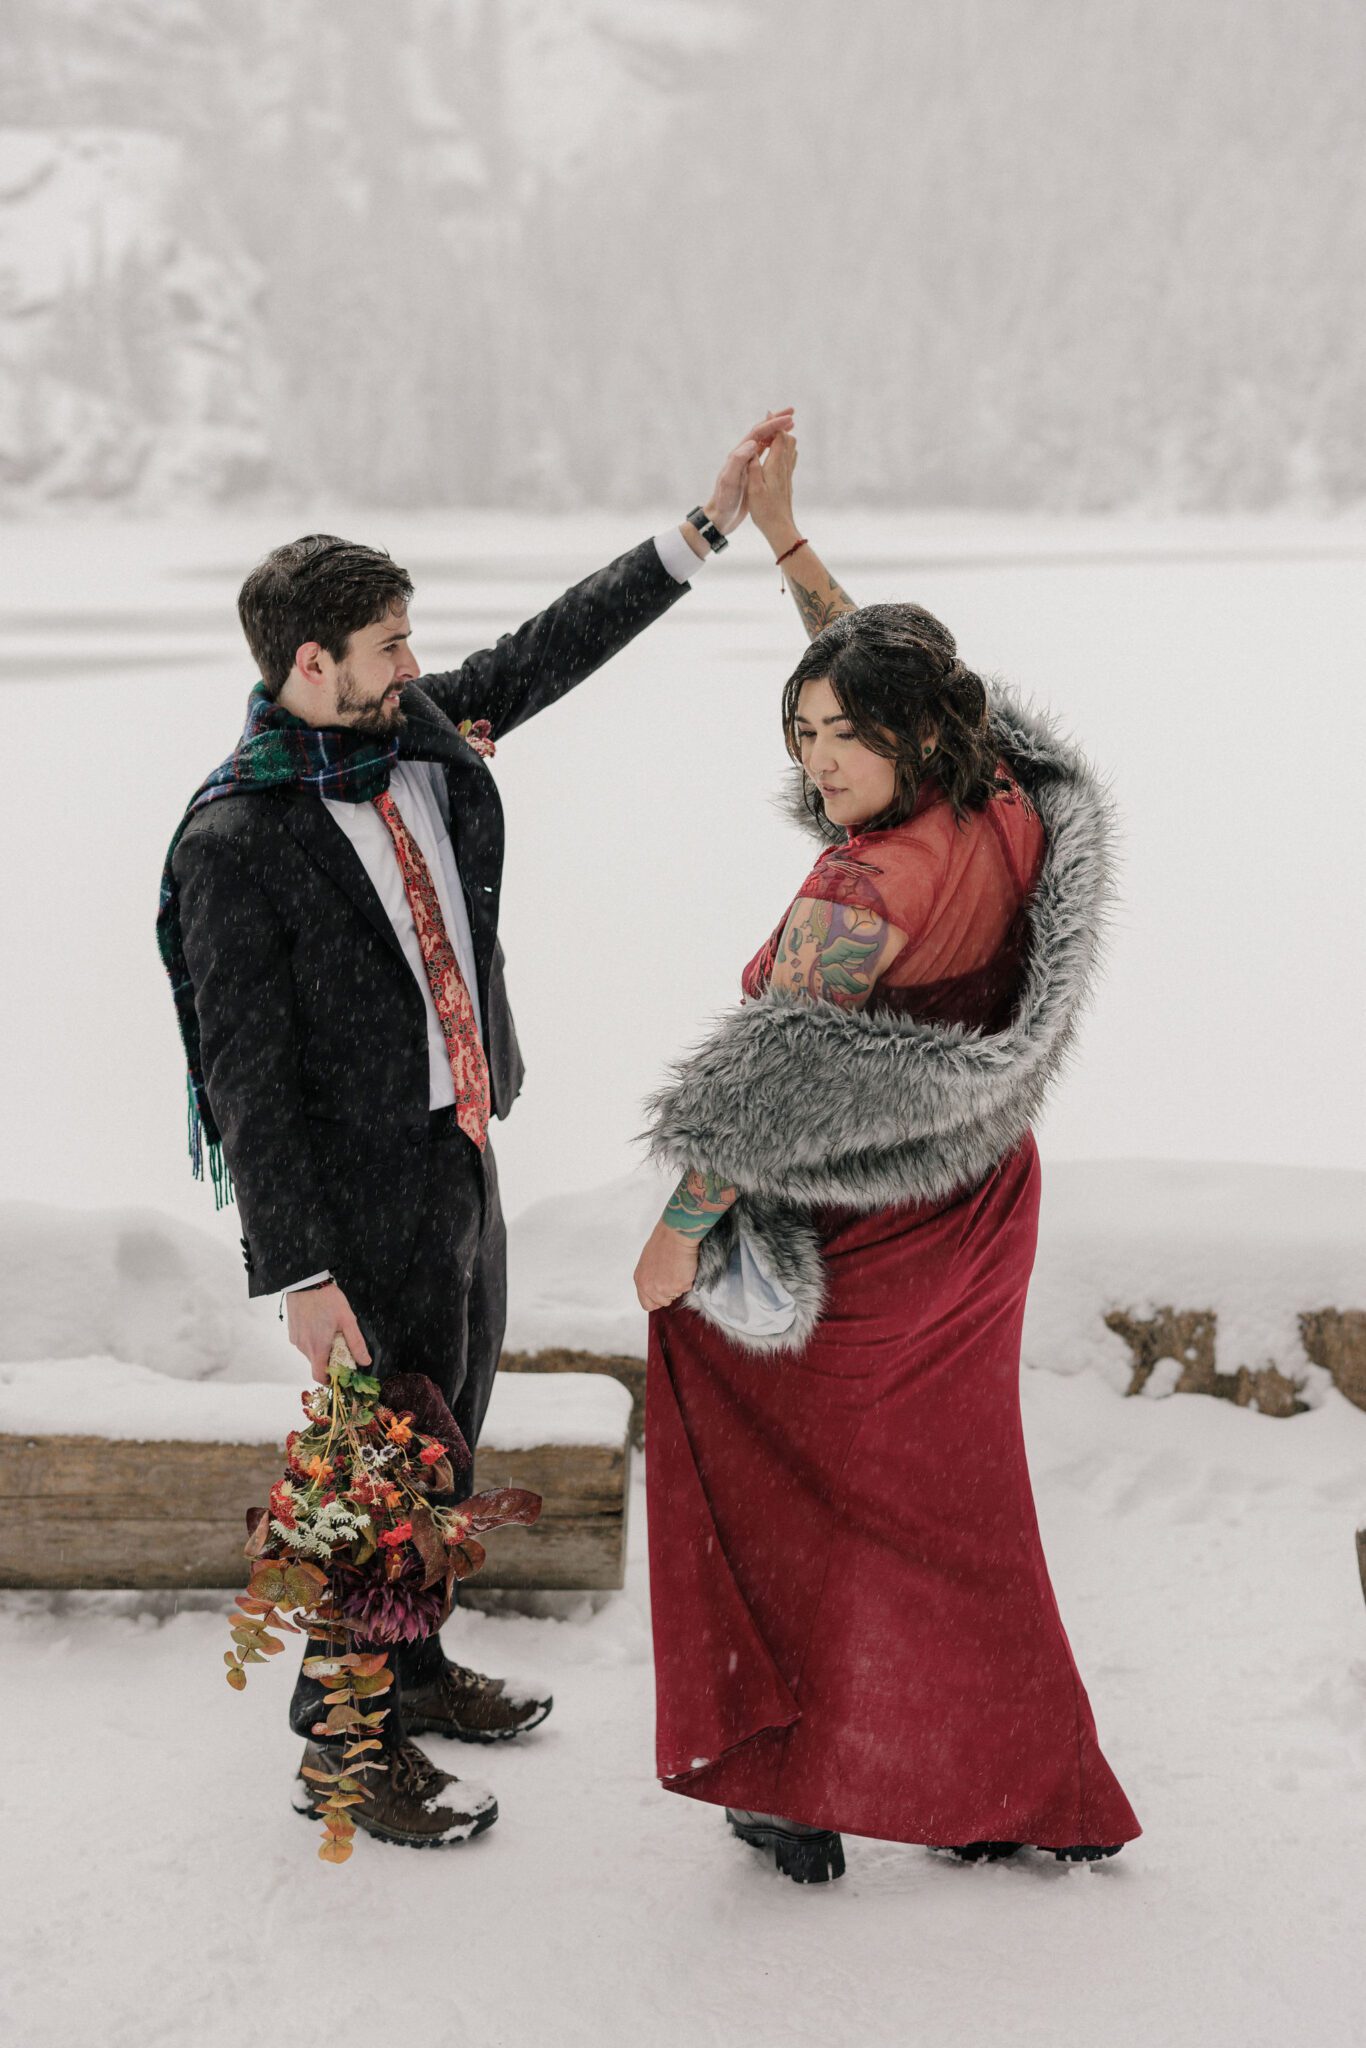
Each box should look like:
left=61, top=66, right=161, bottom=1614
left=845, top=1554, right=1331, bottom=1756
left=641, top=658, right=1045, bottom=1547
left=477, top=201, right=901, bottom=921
left=775, top=536, right=809, bottom=568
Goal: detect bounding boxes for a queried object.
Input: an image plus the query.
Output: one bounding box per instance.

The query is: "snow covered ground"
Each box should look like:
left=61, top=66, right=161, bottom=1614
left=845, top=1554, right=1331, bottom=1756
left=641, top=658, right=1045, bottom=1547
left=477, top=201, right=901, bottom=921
left=2, top=1179, right=1365, bottom=2045
left=4, top=1371, right=1365, bottom=2048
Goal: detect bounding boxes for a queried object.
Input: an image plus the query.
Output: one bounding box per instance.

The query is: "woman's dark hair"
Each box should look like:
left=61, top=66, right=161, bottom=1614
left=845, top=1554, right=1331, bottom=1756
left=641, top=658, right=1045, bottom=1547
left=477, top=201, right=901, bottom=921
left=237, top=534, right=414, bottom=697
left=781, top=602, right=1006, bottom=835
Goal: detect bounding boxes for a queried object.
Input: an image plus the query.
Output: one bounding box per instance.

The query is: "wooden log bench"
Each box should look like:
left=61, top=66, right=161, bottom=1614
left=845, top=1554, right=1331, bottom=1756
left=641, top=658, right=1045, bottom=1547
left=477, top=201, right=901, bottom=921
left=0, top=1369, right=632, bottom=1594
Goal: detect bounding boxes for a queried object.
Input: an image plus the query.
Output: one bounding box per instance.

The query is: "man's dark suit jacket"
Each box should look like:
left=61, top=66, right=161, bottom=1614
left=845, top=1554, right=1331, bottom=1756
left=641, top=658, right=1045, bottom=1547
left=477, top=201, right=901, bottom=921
left=174, top=537, right=689, bottom=1297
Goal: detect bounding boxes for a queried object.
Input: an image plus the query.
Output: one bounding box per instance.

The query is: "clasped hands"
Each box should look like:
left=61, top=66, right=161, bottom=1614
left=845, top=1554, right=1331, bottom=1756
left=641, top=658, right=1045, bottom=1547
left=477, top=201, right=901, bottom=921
left=692, top=407, right=797, bottom=550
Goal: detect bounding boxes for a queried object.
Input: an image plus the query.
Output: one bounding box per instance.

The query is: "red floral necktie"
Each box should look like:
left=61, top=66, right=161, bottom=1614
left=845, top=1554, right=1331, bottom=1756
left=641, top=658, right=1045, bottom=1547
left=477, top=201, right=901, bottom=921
left=371, top=791, right=490, bottom=1152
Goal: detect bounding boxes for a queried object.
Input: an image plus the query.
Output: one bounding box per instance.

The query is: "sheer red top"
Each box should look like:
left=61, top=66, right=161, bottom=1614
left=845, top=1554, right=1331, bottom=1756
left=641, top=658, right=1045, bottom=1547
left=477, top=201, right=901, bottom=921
left=742, top=769, right=1046, bottom=1032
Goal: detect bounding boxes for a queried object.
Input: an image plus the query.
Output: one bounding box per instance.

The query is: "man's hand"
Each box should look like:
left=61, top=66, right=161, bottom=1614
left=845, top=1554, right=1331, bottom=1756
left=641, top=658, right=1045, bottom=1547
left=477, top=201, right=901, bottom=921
left=633, top=1218, right=701, bottom=1312
left=683, top=408, right=796, bottom=554
left=285, top=1280, right=372, bottom=1384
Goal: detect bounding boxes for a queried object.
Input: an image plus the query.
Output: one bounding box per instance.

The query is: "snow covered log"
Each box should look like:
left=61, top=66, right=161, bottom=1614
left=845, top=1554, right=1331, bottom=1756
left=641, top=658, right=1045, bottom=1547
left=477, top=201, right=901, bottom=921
left=500, top=1347, right=646, bottom=1447
left=0, top=1371, right=633, bottom=1593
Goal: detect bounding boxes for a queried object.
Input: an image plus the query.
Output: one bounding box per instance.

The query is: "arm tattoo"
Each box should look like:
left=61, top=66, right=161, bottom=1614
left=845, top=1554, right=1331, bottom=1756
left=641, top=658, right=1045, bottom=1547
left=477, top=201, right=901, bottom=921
left=775, top=898, right=886, bottom=1006
left=789, top=570, right=857, bottom=641
left=662, top=1166, right=739, bottom=1241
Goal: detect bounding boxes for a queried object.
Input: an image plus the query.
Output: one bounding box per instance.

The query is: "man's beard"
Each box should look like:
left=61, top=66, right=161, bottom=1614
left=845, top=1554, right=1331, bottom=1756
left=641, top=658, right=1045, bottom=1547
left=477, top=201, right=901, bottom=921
left=335, top=664, right=407, bottom=735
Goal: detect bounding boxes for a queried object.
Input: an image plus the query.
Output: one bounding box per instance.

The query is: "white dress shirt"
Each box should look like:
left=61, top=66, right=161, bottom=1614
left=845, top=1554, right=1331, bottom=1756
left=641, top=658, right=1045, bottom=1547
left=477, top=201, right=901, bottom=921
left=282, top=526, right=708, bottom=1292
left=323, top=759, right=481, bottom=1111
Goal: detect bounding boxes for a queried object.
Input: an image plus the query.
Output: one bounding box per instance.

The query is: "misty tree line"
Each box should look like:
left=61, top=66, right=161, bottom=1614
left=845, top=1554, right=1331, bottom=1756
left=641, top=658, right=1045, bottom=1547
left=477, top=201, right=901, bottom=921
left=3, top=0, right=1365, bottom=511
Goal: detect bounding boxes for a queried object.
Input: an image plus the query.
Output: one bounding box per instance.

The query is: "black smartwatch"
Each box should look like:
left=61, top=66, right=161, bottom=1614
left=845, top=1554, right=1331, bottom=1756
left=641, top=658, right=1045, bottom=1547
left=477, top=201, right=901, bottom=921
left=685, top=505, right=728, bottom=553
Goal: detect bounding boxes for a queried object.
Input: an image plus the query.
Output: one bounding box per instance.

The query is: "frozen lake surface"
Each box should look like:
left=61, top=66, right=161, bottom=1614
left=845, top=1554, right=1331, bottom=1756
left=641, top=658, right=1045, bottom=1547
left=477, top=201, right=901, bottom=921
left=1, top=509, right=1361, bottom=1257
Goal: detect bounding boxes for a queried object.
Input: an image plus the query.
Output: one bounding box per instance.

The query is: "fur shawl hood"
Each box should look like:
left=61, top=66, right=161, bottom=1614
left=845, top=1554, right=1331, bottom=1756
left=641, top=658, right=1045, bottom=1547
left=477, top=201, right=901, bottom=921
left=642, top=682, right=1119, bottom=1354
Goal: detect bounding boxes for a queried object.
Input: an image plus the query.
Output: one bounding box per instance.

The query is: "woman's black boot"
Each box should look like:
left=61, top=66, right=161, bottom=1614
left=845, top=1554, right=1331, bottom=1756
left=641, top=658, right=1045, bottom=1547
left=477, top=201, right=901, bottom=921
left=946, top=1840, right=1023, bottom=1862
left=726, top=1808, right=846, bottom=1884
left=1052, top=1843, right=1123, bottom=1862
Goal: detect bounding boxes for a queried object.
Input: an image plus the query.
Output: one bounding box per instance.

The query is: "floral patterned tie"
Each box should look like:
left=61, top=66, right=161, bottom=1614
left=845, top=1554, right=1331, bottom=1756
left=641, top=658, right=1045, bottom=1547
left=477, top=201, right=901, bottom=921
left=371, top=791, right=490, bottom=1151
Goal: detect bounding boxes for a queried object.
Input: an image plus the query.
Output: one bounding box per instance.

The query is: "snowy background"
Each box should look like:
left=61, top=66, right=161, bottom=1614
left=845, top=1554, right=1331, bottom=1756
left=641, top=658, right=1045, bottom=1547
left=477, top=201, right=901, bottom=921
left=3, top=5, right=1365, bottom=2045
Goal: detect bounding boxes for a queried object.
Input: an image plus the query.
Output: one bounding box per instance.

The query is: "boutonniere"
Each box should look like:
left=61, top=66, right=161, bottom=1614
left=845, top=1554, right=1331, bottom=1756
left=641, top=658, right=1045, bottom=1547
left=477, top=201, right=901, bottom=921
left=457, top=718, right=496, bottom=760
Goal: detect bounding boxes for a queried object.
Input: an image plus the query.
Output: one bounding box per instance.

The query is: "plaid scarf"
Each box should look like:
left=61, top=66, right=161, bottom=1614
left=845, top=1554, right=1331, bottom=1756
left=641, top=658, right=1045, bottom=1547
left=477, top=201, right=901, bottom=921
left=157, top=684, right=399, bottom=1208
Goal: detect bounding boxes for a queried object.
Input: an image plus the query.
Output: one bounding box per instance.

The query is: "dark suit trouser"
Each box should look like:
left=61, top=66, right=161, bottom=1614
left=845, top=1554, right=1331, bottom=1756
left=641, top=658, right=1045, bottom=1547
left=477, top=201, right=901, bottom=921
left=288, top=1109, right=507, bottom=1748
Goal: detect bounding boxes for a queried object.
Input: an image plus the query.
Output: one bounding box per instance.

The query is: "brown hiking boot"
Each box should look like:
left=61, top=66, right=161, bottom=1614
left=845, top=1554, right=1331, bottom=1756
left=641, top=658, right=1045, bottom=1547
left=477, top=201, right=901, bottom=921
left=291, top=1738, right=498, bottom=1848
left=400, top=1661, right=553, bottom=1744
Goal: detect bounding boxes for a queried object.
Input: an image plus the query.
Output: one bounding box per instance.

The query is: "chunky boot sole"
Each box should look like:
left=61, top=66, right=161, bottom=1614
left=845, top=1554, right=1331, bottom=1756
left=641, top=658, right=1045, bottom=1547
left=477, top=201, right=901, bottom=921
left=291, top=1777, right=499, bottom=1849
left=726, top=1810, right=846, bottom=1884
left=401, top=1697, right=553, bottom=1745
left=947, top=1840, right=1024, bottom=1863
left=1053, top=1844, right=1123, bottom=1863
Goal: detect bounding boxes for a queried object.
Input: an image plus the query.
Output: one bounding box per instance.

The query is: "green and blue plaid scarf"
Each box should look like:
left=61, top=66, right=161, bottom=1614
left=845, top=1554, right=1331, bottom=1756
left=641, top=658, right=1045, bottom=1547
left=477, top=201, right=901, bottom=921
left=156, top=684, right=399, bottom=1208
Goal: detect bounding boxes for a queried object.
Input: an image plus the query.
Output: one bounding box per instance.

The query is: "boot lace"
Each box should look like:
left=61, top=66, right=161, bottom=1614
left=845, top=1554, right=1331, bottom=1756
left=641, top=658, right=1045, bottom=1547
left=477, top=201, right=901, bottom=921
left=390, top=1739, right=447, bottom=1803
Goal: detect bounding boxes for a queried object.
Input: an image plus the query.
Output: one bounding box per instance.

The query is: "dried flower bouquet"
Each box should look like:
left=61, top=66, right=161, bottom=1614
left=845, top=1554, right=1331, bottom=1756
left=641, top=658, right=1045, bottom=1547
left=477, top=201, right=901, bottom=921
left=224, top=1336, right=540, bottom=1861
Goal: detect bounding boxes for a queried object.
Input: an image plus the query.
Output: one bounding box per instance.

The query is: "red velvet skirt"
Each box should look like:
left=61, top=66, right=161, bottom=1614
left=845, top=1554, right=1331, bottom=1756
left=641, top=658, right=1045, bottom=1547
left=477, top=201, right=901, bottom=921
left=645, top=1133, right=1141, bottom=1849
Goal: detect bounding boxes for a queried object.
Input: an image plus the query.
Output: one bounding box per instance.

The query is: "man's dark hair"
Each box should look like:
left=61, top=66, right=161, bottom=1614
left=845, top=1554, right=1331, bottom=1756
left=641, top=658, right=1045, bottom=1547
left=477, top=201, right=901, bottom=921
left=237, top=534, right=414, bottom=698
left=782, top=602, right=1007, bottom=836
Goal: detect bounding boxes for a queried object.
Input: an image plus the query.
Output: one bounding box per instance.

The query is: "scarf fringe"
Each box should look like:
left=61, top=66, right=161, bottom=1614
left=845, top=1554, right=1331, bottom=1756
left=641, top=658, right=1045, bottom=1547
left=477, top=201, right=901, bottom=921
left=187, top=1076, right=235, bottom=1211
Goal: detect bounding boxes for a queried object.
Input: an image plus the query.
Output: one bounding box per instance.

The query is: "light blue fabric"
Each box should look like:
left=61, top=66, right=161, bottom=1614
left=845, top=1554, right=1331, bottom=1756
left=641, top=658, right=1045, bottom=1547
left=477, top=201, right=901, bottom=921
left=691, top=1222, right=797, bottom=1338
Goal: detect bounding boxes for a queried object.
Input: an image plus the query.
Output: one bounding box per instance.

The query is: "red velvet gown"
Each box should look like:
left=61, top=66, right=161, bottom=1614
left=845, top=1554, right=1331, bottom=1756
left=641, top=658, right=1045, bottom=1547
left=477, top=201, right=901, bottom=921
left=646, top=772, right=1141, bottom=1849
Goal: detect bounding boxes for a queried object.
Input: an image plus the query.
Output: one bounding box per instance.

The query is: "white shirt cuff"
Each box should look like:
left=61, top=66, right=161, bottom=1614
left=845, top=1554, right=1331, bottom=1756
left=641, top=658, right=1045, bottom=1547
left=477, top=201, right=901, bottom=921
left=281, top=1270, right=332, bottom=1295
left=654, top=525, right=711, bottom=583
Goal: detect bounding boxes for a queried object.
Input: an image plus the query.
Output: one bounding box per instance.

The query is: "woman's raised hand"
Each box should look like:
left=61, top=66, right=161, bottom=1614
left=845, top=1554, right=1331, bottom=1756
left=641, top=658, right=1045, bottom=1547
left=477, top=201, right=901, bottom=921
left=704, top=409, right=796, bottom=535
left=746, top=428, right=801, bottom=555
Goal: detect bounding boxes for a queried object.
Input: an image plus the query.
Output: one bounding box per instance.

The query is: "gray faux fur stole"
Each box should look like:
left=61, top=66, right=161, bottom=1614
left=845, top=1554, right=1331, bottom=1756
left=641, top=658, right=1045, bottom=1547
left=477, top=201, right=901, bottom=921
left=642, top=683, right=1119, bottom=1355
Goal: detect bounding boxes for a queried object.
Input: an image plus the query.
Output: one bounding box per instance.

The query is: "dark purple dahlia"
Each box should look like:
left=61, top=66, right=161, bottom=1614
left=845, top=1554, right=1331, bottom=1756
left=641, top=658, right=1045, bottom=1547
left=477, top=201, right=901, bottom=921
left=333, top=1555, right=449, bottom=1645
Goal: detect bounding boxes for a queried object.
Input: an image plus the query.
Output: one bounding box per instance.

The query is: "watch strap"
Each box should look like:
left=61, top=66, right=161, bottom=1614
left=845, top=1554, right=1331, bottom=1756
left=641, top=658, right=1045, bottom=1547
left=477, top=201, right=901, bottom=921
left=686, top=505, right=728, bottom=553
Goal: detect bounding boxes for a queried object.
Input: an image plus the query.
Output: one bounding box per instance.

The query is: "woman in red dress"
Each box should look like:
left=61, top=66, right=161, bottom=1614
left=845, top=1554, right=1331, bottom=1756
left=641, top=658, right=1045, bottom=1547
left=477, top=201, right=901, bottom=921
left=633, top=436, right=1140, bottom=1884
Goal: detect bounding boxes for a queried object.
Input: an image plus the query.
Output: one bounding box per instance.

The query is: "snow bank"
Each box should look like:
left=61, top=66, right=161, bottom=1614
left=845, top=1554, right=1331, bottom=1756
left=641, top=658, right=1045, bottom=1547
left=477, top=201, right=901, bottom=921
left=0, top=1355, right=630, bottom=1451
left=505, top=1160, right=1366, bottom=1403
left=506, top=1168, right=676, bottom=1357
left=4, top=1163, right=1360, bottom=1439
left=0, top=1201, right=298, bottom=1384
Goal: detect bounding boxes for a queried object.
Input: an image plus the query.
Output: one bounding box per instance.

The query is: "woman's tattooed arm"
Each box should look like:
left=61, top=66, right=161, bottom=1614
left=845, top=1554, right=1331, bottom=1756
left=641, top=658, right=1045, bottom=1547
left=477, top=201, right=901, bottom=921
left=658, top=898, right=905, bottom=1243
left=771, top=895, right=908, bottom=1006
left=787, top=556, right=858, bottom=639
left=662, top=1167, right=740, bottom=1241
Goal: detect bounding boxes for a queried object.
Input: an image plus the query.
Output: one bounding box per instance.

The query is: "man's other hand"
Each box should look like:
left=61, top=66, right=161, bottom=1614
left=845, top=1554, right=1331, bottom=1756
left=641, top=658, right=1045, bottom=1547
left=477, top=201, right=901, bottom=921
left=285, top=1280, right=373, bottom=1383
left=699, top=407, right=796, bottom=540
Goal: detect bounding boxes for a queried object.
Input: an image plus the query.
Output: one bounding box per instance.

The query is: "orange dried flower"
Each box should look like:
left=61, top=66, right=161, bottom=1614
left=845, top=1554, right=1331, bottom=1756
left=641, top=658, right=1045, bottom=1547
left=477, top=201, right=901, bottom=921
left=304, top=1456, right=334, bottom=1484
left=386, top=1417, right=413, bottom=1447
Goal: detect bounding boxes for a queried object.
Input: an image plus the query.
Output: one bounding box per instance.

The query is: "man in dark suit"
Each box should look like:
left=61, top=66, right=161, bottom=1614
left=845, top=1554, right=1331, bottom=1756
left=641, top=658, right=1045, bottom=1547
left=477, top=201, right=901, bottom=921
left=170, top=412, right=792, bottom=1848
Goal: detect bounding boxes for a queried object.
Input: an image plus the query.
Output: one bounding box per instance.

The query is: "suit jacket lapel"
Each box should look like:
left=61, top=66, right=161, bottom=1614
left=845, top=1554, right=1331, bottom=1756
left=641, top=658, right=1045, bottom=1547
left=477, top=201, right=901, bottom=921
left=278, top=790, right=407, bottom=964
